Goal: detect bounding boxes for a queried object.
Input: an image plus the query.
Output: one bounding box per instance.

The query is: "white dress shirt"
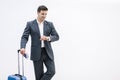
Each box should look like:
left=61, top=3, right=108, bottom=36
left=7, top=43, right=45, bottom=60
left=37, top=20, right=45, bottom=47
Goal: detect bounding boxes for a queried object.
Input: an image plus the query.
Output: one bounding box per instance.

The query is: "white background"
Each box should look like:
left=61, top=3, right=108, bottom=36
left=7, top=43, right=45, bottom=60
left=0, top=0, right=120, bottom=80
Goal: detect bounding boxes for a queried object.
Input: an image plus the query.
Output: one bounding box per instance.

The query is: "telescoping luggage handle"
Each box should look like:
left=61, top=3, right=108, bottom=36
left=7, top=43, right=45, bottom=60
left=17, top=50, right=24, bottom=76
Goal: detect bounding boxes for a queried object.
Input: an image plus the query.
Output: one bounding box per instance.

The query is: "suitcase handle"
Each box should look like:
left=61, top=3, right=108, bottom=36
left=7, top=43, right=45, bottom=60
left=17, top=49, right=24, bottom=76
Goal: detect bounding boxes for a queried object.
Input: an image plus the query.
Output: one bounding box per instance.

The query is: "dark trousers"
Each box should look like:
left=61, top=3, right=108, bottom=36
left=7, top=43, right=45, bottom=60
left=33, top=48, right=55, bottom=80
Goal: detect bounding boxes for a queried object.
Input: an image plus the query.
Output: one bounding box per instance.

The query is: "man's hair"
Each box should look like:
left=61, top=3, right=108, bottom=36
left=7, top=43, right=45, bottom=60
left=37, top=5, right=48, bottom=12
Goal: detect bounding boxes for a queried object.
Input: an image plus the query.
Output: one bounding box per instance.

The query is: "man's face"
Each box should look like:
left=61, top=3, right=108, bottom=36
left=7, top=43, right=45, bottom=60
left=37, top=10, right=48, bottom=21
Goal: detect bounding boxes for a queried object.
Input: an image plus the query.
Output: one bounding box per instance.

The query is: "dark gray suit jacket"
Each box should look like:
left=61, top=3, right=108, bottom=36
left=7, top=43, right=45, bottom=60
left=20, top=19, right=59, bottom=61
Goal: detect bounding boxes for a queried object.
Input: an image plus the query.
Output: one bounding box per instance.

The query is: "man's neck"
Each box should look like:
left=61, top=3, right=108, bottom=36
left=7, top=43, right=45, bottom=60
left=37, top=18, right=44, bottom=24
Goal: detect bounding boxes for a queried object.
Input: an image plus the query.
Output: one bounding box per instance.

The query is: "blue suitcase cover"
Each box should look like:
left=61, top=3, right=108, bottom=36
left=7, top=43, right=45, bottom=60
left=8, top=74, right=27, bottom=80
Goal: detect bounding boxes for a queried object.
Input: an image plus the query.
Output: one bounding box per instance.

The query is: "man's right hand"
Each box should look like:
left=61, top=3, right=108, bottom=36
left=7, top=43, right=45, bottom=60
left=20, top=48, right=25, bottom=55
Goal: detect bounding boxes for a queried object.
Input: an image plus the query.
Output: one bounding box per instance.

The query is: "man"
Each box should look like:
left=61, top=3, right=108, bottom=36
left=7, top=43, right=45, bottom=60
left=20, top=5, right=59, bottom=80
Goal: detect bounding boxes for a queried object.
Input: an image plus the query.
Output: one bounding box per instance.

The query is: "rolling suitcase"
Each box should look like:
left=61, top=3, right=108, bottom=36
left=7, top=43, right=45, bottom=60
left=8, top=50, right=27, bottom=80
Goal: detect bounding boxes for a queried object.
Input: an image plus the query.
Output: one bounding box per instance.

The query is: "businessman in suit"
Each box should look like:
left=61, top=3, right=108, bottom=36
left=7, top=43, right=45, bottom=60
left=20, top=5, right=59, bottom=80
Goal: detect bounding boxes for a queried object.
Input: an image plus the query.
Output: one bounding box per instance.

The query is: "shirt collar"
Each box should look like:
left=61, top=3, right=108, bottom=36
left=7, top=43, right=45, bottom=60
left=36, top=19, right=44, bottom=25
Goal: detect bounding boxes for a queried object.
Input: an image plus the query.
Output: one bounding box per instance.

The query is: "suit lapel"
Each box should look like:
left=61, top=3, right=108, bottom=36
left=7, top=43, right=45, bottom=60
left=33, top=19, right=41, bottom=37
left=43, top=21, right=48, bottom=36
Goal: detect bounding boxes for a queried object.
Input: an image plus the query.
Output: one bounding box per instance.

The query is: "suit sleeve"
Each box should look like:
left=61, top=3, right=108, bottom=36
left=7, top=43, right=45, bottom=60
left=49, top=22, right=59, bottom=42
left=20, top=22, right=30, bottom=48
